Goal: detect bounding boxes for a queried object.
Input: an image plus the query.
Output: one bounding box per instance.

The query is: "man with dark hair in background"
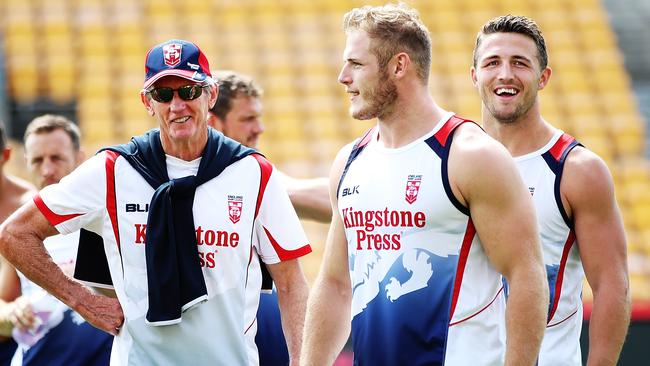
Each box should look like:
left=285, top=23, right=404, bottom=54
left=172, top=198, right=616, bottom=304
left=208, top=70, right=331, bottom=223
left=0, top=114, right=113, bottom=365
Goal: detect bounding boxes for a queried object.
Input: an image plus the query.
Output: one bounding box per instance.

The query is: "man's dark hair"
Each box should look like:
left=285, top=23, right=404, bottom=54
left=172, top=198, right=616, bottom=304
left=210, top=71, right=263, bottom=120
left=474, top=14, right=548, bottom=70
left=24, top=114, right=81, bottom=151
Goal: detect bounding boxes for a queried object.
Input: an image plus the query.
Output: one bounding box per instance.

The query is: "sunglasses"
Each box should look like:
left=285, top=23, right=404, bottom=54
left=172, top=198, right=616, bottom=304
left=146, top=85, right=209, bottom=103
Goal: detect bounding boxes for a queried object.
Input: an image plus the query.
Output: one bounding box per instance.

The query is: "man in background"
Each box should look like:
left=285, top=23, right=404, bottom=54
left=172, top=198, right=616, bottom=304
left=471, top=15, right=629, bottom=365
left=208, top=70, right=331, bottom=223
left=0, top=121, right=33, bottom=365
left=0, top=115, right=113, bottom=365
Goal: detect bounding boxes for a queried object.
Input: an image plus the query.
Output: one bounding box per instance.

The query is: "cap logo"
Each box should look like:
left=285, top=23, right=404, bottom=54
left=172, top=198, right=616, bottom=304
left=163, top=43, right=182, bottom=67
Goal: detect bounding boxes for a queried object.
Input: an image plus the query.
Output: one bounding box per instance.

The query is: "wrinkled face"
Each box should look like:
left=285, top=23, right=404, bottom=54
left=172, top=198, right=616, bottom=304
left=471, top=32, right=550, bottom=124
left=208, top=95, right=264, bottom=148
left=25, top=129, right=81, bottom=188
left=142, top=76, right=216, bottom=148
left=338, top=30, right=397, bottom=120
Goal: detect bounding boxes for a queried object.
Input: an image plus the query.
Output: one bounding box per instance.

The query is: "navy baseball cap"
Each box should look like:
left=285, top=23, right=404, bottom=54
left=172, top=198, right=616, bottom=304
left=143, top=39, right=212, bottom=90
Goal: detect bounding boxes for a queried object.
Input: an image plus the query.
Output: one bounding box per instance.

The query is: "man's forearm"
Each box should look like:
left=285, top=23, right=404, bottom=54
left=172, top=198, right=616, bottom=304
left=277, top=276, right=309, bottom=364
left=505, top=272, right=548, bottom=365
left=587, top=287, right=630, bottom=366
left=0, top=231, right=90, bottom=312
left=301, top=277, right=351, bottom=366
left=287, top=178, right=332, bottom=223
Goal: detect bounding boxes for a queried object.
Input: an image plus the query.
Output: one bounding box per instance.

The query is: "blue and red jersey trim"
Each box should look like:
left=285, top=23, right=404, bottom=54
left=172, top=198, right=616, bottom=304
left=425, top=115, right=477, bottom=216
left=541, top=133, right=582, bottom=228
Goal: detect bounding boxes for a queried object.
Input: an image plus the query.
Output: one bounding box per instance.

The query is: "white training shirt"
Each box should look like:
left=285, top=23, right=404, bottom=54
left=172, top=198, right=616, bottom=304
left=35, top=151, right=311, bottom=366
left=514, top=130, right=584, bottom=366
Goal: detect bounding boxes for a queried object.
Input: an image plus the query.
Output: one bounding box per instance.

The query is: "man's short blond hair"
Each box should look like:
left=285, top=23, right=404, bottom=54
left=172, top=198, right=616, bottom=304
left=343, top=3, right=432, bottom=82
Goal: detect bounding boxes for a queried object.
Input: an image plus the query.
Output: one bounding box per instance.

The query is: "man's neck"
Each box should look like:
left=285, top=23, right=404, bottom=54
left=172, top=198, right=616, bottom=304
left=376, top=92, right=448, bottom=149
left=160, top=134, right=208, bottom=162
left=482, top=105, right=556, bottom=157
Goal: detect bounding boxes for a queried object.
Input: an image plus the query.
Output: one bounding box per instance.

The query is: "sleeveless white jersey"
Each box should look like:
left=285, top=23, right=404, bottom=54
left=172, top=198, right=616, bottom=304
left=35, top=151, right=311, bottom=366
left=338, top=113, right=506, bottom=366
left=514, top=130, right=583, bottom=366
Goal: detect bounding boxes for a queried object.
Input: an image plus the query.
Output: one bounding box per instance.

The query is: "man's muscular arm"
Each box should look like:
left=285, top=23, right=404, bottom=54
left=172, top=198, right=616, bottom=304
left=563, top=148, right=629, bottom=366
left=450, top=124, right=548, bottom=365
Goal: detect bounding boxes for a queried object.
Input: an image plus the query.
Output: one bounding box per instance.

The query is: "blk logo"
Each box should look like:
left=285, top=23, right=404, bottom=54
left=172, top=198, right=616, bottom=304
left=126, top=203, right=149, bottom=213
left=342, top=185, right=360, bottom=197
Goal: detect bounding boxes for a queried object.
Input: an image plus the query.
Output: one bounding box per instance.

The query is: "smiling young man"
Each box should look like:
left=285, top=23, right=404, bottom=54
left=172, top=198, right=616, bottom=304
left=471, top=15, right=630, bottom=365
left=0, top=39, right=311, bottom=365
left=302, top=4, right=548, bottom=366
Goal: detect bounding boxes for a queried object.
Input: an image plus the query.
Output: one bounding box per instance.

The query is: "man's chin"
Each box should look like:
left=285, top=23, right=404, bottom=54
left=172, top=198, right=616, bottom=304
left=351, top=110, right=376, bottom=121
left=40, top=180, right=57, bottom=189
left=246, top=139, right=259, bottom=149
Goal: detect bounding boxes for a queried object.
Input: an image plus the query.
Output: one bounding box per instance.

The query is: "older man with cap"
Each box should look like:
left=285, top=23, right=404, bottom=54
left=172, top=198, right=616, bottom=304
left=0, top=39, right=311, bottom=365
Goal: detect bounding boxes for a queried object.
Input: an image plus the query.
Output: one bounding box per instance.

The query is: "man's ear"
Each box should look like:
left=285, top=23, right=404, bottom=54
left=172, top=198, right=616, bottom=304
left=0, top=147, right=11, bottom=165
left=470, top=66, right=478, bottom=87
left=208, top=85, right=219, bottom=110
left=207, top=113, right=225, bottom=132
left=141, top=93, right=155, bottom=116
left=75, top=149, right=86, bottom=166
left=392, top=52, right=411, bottom=79
left=538, top=66, right=552, bottom=90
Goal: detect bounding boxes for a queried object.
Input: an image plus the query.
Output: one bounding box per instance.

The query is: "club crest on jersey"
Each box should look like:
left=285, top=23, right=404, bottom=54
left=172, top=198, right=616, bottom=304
left=228, top=195, right=243, bottom=224
left=405, top=175, right=422, bottom=204
left=163, top=43, right=182, bottom=67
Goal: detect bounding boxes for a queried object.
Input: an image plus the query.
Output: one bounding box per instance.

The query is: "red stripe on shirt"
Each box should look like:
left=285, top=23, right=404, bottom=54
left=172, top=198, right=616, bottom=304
left=548, top=230, right=576, bottom=322
left=548, top=134, right=575, bottom=161
left=253, top=154, right=273, bottom=219
left=263, top=226, right=312, bottom=261
left=449, top=285, right=504, bottom=326
left=548, top=308, right=578, bottom=328
left=105, top=151, right=121, bottom=251
left=448, top=219, right=476, bottom=320
left=33, top=194, right=82, bottom=226
left=434, top=115, right=470, bottom=147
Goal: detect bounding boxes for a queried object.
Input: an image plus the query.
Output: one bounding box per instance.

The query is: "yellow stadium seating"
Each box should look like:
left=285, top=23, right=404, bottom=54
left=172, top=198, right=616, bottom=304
left=1, top=0, right=649, bottom=295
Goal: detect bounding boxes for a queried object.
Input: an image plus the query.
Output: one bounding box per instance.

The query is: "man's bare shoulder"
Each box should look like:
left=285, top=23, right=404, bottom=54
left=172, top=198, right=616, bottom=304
left=448, top=122, right=524, bottom=206
left=564, top=145, right=610, bottom=180
left=451, top=122, right=512, bottom=167
left=561, top=146, right=615, bottom=206
left=7, top=174, right=36, bottom=204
